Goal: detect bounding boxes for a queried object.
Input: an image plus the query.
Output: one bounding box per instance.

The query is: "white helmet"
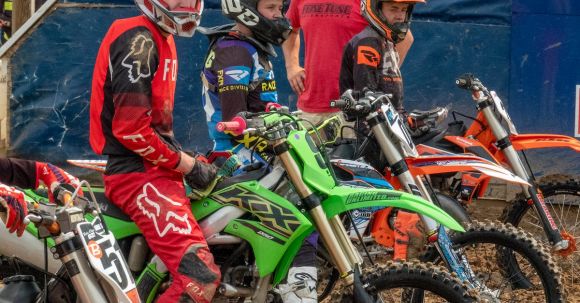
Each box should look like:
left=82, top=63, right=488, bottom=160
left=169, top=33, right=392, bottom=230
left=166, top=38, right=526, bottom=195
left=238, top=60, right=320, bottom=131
left=135, top=0, right=204, bottom=37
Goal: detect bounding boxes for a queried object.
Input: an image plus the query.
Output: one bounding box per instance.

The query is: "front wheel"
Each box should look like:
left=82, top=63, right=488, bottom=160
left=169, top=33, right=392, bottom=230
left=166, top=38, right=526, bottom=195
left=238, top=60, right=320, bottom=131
left=338, top=261, right=479, bottom=302
left=420, top=220, right=563, bottom=302
left=501, top=175, right=580, bottom=293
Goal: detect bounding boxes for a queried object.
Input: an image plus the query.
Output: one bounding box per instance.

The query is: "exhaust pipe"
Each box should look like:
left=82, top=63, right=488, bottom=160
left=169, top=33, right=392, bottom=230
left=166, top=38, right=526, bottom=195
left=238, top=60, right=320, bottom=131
left=218, top=283, right=254, bottom=297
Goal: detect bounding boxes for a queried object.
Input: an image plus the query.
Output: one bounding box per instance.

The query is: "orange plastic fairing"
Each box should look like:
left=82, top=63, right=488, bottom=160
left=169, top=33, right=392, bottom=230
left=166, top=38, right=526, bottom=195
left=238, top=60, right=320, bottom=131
left=371, top=208, right=395, bottom=248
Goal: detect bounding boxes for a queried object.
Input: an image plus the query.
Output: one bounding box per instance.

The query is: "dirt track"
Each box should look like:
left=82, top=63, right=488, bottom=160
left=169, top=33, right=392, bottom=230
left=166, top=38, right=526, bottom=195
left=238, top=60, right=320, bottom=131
left=466, top=198, right=577, bottom=301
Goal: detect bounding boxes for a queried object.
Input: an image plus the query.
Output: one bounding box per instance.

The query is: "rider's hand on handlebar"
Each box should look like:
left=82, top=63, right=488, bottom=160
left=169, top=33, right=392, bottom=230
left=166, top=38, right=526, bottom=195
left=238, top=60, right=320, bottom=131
left=35, top=162, right=83, bottom=203
left=0, top=184, right=28, bottom=237
left=184, top=158, right=218, bottom=192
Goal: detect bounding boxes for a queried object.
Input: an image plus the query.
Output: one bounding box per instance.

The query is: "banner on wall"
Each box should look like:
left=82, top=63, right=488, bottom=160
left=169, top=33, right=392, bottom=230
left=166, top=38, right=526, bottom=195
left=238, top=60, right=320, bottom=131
left=576, top=85, right=580, bottom=137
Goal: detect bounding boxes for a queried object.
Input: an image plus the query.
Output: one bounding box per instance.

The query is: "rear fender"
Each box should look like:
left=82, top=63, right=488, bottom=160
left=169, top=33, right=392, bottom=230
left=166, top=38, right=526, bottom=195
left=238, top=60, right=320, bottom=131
left=322, top=186, right=464, bottom=232
left=510, top=134, right=580, bottom=152
left=67, top=159, right=107, bottom=173
left=443, top=136, right=500, bottom=163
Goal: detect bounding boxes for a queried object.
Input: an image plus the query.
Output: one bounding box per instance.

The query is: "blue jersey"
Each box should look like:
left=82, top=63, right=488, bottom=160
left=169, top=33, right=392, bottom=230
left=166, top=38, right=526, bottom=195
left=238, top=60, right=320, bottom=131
left=202, top=35, right=278, bottom=150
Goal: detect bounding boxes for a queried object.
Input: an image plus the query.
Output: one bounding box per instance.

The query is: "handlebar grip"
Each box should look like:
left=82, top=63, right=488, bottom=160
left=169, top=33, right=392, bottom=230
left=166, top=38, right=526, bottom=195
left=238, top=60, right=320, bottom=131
left=265, top=102, right=282, bottom=112
left=330, top=98, right=348, bottom=109
left=456, top=74, right=472, bottom=90
left=53, top=186, right=74, bottom=206
left=216, top=116, right=247, bottom=136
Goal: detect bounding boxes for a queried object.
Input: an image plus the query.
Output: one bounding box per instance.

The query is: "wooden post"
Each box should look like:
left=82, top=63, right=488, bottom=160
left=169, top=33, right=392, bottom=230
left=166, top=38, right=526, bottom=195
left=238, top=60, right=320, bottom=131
left=13, top=0, right=32, bottom=34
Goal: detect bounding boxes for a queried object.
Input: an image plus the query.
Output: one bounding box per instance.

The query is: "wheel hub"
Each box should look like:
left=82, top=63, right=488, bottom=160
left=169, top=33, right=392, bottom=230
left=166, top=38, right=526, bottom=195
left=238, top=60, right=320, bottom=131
left=555, top=231, right=576, bottom=257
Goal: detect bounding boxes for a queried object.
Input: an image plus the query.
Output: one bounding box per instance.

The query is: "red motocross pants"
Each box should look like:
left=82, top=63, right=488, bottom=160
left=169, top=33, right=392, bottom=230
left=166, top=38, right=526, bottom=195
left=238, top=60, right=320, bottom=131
left=104, top=162, right=221, bottom=303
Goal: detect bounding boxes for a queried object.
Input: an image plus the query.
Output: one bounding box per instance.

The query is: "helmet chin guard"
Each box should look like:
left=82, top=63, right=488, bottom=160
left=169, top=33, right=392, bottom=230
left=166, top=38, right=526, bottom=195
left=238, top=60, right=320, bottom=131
left=221, top=0, right=292, bottom=46
left=135, top=0, right=203, bottom=37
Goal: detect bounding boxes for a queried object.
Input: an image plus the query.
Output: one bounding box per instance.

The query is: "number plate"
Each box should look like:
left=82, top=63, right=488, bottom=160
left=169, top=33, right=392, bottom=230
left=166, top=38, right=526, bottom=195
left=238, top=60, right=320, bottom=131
left=490, top=91, right=518, bottom=134
left=381, top=103, right=418, bottom=157
left=78, top=217, right=138, bottom=301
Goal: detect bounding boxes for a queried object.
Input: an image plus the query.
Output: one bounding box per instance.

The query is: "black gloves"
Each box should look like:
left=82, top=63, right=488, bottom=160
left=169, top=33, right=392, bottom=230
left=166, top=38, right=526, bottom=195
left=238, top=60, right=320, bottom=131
left=184, top=160, right=218, bottom=192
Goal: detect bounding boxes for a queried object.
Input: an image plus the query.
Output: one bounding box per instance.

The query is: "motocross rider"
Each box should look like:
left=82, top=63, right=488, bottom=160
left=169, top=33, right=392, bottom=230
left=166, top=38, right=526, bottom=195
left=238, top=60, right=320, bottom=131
left=339, top=0, right=427, bottom=260
left=201, top=1, right=318, bottom=302
left=89, top=0, right=221, bottom=302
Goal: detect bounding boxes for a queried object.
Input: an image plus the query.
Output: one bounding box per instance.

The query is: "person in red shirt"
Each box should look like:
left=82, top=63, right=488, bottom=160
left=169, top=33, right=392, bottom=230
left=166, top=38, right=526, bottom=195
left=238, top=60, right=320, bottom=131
left=282, top=0, right=414, bottom=129
left=89, top=0, right=221, bottom=302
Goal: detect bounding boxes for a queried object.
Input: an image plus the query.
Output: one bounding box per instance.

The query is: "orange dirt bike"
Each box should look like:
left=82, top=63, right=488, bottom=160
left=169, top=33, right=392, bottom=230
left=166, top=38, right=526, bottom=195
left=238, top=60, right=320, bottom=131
left=327, top=91, right=563, bottom=302
left=412, top=74, right=580, bottom=287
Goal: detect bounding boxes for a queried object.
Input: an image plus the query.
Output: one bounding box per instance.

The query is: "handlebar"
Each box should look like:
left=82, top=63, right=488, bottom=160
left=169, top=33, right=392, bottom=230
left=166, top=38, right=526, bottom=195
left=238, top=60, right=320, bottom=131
left=25, top=211, right=60, bottom=234
left=216, top=107, right=299, bottom=141
left=330, top=89, right=391, bottom=117
left=456, top=73, right=489, bottom=94
left=216, top=116, right=247, bottom=136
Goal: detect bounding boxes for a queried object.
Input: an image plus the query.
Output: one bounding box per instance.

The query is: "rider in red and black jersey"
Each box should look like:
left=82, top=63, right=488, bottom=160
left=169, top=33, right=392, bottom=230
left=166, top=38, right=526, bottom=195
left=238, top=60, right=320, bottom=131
left=89, top=1, right=221, bottom=302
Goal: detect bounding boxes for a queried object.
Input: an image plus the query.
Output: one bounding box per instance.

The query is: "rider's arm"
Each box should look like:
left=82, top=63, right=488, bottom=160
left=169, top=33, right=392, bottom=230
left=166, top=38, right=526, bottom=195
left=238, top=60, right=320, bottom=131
left=108, top=28, right=182, bottom=170
left=214, top=45, right=254, bottom=122
left=282, top=0, right=305, bottom=95
left=0, top=158, right=37, bottom=189
left=341, top=37, right=382, bottom=93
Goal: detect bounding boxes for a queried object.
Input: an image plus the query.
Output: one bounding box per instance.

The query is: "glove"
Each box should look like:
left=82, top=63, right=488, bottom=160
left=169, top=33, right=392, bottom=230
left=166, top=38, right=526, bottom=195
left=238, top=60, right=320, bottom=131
left=35, top=162, right=82, bottom=203
left=0, top=184, right=28, bottom=237
left=184, top=160, right=218, bottom=192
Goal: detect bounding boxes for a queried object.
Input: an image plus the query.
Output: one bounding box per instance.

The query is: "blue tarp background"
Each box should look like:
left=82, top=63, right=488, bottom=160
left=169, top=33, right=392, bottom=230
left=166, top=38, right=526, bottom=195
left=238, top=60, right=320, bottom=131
left=8, top=0, right=580, bottom=176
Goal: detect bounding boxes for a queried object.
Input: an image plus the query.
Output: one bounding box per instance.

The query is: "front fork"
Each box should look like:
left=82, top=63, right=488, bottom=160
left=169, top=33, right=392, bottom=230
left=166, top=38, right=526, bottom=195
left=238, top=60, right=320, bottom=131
left=479, top=105, right=566, bottom=249
left=369, top=117, right=480, bottom=286
left=275, top=140, right=363, bottom=285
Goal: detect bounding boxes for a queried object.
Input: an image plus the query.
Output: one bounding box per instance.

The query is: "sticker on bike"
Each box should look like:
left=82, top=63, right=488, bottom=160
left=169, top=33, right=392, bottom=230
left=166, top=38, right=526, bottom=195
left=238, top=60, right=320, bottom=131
left=381, top=103, right=418, bottom=157
left=78, top=217, right=137, bottom=299
left=490, top=91, right=518, bottom=134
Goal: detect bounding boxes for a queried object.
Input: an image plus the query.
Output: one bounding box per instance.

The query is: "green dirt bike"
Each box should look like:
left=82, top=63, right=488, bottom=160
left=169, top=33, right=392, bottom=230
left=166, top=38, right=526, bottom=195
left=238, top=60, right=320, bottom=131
left=1, top=109, right=476, bottom=302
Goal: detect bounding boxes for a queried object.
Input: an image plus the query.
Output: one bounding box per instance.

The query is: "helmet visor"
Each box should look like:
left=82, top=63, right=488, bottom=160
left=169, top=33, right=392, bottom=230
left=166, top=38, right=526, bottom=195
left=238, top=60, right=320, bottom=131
left=151, top=0, right=204, bottom=37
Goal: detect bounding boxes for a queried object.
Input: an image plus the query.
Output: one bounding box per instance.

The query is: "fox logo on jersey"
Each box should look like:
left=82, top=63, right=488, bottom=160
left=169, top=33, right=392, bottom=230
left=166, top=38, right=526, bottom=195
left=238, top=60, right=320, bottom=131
left=136, top=183, right=192, bottom=237
left=122, top=34, right=154, bottom=83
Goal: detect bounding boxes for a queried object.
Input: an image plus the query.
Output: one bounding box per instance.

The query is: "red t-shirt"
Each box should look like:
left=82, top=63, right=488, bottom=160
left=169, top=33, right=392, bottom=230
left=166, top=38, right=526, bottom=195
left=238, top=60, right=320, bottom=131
left=287, top=0, right=368, bottom=113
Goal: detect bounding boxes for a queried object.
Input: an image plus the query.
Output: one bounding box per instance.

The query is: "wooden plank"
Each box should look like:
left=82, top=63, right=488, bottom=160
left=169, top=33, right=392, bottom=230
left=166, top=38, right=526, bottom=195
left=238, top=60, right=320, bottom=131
left=12, top=0, right=32, bottom=34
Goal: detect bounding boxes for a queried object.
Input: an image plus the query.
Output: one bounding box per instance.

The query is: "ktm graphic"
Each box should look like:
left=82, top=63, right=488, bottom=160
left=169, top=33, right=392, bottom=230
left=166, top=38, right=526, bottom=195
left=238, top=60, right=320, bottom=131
left=122, top=34, right=154, bottom=83
left=136, top=183, right=192, bottom=237
left=357, top=46, right=380, bottom=68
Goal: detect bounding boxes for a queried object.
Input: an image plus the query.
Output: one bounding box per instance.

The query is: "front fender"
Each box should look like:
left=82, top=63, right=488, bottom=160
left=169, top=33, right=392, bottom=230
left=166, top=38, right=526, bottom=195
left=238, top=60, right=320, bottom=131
left=510, top=134, right=580, bottom=152
left=322, top=186, right=464, bottom=232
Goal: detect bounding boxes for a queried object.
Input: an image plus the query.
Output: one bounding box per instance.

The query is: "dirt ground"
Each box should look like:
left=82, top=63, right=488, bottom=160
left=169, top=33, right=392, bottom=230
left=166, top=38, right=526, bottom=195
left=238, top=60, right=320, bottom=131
left=468, top=198, right=578, bottom=301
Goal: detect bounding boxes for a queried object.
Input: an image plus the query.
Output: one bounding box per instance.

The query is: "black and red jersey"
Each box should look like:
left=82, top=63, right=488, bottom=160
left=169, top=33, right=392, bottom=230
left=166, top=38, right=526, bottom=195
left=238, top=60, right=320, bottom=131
left=340, top=26, right=404, bottom=112
left=90, top=16, right=182, bottom=174
left=0, top=158, right=36, bottom=189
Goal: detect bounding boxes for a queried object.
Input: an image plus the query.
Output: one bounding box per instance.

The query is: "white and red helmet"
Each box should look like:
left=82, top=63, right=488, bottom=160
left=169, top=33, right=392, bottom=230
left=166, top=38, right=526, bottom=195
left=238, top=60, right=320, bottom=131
left=135, top=0, right=204, bottom=37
